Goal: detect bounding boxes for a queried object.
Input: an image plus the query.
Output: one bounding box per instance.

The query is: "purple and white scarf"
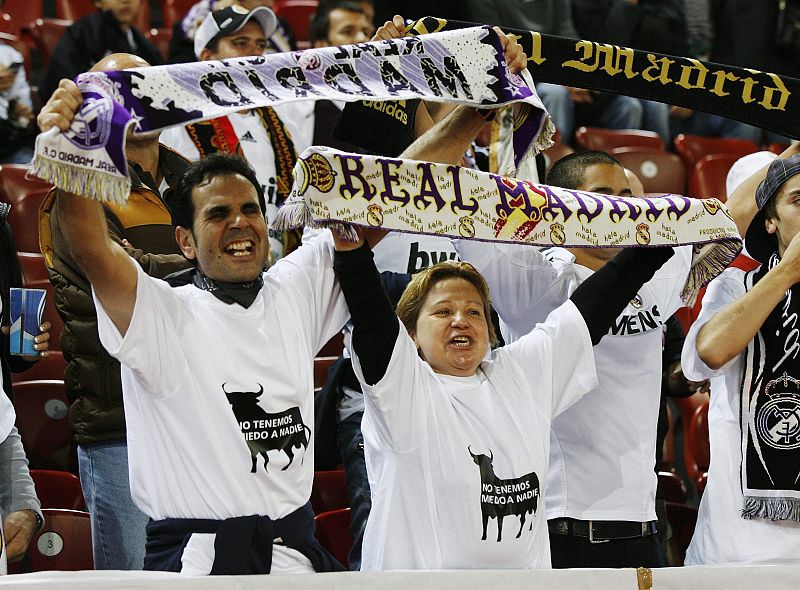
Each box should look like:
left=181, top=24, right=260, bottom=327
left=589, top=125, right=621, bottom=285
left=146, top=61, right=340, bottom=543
left=31, top=26, right=552, bottom=204
left=275, top=146, right=743, bottom=305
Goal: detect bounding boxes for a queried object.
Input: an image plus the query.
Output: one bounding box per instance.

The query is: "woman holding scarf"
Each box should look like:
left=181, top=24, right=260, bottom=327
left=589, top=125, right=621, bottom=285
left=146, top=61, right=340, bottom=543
left=331, top=219, right=676, bottom=569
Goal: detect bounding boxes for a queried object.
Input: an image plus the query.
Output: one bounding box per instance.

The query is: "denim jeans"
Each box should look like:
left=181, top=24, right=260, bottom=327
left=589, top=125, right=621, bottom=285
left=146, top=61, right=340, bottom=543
left=78, top=441, right=148, bottom=570
left=669, top=111, right=762, bottom=143
left=536, top=83, right=643, bottom=141
left=2, top=146, right=33, bottom=165
left=337, top=411, right=371, bottom=571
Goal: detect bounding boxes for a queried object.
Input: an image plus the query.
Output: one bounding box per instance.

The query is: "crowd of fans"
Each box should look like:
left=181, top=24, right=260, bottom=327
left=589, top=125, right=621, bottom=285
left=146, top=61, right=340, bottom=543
left=0, top=0, right=799, bottom=579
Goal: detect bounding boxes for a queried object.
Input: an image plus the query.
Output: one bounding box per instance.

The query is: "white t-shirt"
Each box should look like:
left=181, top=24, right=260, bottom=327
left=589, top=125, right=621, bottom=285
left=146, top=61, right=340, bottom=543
left=95, top=235, right=347, bottom=570
left=454, top=241, right=691, bottom=522
left=372, top=233, right=459, bottom=274
left=681, top=266, right=800, bottom=565
left=160, top=103, right=314, bottom=259
left=353, top=301, right=597, bottom=571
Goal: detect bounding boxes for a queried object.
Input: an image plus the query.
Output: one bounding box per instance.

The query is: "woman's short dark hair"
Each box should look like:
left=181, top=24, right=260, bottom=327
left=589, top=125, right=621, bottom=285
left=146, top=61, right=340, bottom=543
left=168, top=153, right=266, bottom=231
left=396, top=261, right=498, bottom=347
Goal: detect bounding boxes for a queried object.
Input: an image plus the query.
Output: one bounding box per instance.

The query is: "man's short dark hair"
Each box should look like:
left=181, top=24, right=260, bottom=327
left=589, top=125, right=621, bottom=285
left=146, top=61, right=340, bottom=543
left=168, top=153, right=266, bottom=232
left=546, top=151, right=623, bottom=190
left=310, top=0, right=366, bottom=45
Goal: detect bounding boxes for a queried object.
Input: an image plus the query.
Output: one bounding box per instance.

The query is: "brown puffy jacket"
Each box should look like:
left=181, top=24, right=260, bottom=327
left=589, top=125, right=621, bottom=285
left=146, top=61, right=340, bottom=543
left=39, top=146, right=191, bottom=445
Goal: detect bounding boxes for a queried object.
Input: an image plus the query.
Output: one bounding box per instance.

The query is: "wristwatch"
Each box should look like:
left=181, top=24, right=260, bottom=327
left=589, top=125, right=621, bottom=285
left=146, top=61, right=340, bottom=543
left=27, top=509, right=44, bottom=531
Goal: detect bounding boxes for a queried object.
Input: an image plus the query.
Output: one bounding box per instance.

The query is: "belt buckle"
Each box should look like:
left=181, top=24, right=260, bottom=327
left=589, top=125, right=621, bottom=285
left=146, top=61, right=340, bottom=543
left=588, top=521, right=610, bottom=544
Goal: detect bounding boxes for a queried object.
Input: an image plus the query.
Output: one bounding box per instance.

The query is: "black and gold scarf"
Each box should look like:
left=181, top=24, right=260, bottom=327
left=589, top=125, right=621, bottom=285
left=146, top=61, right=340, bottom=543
left=741, top=252, right=800, bottom=521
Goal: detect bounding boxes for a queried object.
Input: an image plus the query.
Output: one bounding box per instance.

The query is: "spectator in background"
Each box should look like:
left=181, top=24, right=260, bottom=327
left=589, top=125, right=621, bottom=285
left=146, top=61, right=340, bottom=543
left=168, top=0, right=297, bottom=63
left=161, top=6, right=314, bottom=261
left=0, top=43, right=34, bottom=164
left=465, top=0, right=642, bottom=144
left=38, top=54, right=191, bottom=571
left=0, top=202, right=49, bottom=567
left=669, top=0, right=797, bottom=144
left=309, top=0, right=373, bottom=151
left=40, top=0, right=163, bottom=102
left=0, top=420, right=44, bottom=568
left=570, top=0, right=688, bottom=145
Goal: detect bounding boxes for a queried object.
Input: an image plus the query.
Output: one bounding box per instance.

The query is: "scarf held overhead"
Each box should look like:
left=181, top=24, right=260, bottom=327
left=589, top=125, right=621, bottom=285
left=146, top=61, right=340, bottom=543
left=30, top=26, right=552, bottom=204
left=274, top=147, right=742, bottom=305
left=410, top=17, right=798, bottom=141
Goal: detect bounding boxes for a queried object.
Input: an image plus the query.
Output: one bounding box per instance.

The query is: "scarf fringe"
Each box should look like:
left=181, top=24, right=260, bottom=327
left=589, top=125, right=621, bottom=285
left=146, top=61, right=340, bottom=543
left=533, top=116, right=556, bottom=154
left=273, top=197, right=312, bottom=231
left=30, top=154, right=131, bottom=205
left=742, top=496, right=800, bottom=521
left=681, top=239, right=743, bottom=306
left=315, top=221, right=359, bottom=242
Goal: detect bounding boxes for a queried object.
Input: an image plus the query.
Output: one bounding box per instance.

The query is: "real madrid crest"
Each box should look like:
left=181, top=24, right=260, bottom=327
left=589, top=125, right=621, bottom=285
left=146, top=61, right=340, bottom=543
left=757, top=372, right=800, bottom=450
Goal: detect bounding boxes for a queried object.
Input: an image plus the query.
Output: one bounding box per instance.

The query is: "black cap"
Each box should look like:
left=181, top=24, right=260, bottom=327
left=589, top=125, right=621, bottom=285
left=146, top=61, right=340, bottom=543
left=745, top=153, right=800, bottom=263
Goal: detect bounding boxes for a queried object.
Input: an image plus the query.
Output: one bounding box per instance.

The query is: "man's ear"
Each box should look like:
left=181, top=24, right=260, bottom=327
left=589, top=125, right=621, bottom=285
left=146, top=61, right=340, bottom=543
left=175, top=226, right=197, bottom=260
left=766, top=215, right=779, bottom=236
left=199, top=48, right=213, bottom=61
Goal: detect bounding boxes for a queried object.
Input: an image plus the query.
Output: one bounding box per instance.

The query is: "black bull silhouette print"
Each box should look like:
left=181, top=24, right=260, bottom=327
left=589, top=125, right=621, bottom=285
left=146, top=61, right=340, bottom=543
left=224, top=384, right=311, bottom=473
left=469, top=447, right=540, bottom=542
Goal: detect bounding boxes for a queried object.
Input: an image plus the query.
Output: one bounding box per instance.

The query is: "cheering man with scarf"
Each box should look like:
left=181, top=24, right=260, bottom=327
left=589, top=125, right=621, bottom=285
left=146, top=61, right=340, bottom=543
left=681, top=154, right=800, bottom=565
left=161, top=5, right=313, bottom=262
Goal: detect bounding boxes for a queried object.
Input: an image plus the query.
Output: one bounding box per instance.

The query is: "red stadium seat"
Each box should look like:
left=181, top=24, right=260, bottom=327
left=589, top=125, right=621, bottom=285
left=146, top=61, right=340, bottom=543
left=0, top=12, right=12, bottom=34
left=318, top=331, right=344, bottom=357
left=688, top=153, right=741, bottom=202
left=675, top=392, right=709, bottom=487
left=276, top=0, right=318, bottom=48
left=1, top=0, right=43, bottom=35
left=56, top=0, right=150, bottom=31
left=30, top=470, right=86, bottom=510
left=311, top=469, right=348, bottom=515
left=542, top=131, right=574, bottom=172
left=159, top=0, right=198, bottom=30
left=27, top=509, right=93, bottom=571
left=145, top=27, right=172, bottom=61
left=657, top=470, right=688, bottom=504
left=27, top=18, right=72, bottom=68
left=610, top=147, right=686, bottom=194
left=314, top=507, right=351, bottom=569
left=12, top=350, right=65, bottom=382
left=686, top=399, right=710, bottom=495
left=768, top=142, right=791, bottom=155
left=673, top=134, right=758, bottom=172
left=665, top=502, right=697, bottom=566
left=12, top=380, right=74, bottom=472
left=0, top=164, right=53, bottom=253
left=17, top=252, right=64, bottom=352
left=574, top=127, right=664, bottom=152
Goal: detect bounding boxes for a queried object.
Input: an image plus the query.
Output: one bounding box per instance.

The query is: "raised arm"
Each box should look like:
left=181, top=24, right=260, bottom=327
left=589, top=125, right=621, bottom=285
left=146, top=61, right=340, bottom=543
left=727, top=142, right=800, bottom=238
left=376, top=14, right=526, bottom=166
left=570, top=247, right=675, bottom=345
left=696, top=232, right=800, bottom=369
left=332, top=231, right=397, bottom=385
left=39, top=80, right=138, bottom=336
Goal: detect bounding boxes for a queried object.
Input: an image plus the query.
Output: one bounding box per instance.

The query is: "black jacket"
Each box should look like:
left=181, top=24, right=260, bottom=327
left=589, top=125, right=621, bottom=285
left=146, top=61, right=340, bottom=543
left=40, top=10, right=164, bottom=102
left=710, top=0, right=800, bottom=77
left=572, top=0, right=689, bottom=56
